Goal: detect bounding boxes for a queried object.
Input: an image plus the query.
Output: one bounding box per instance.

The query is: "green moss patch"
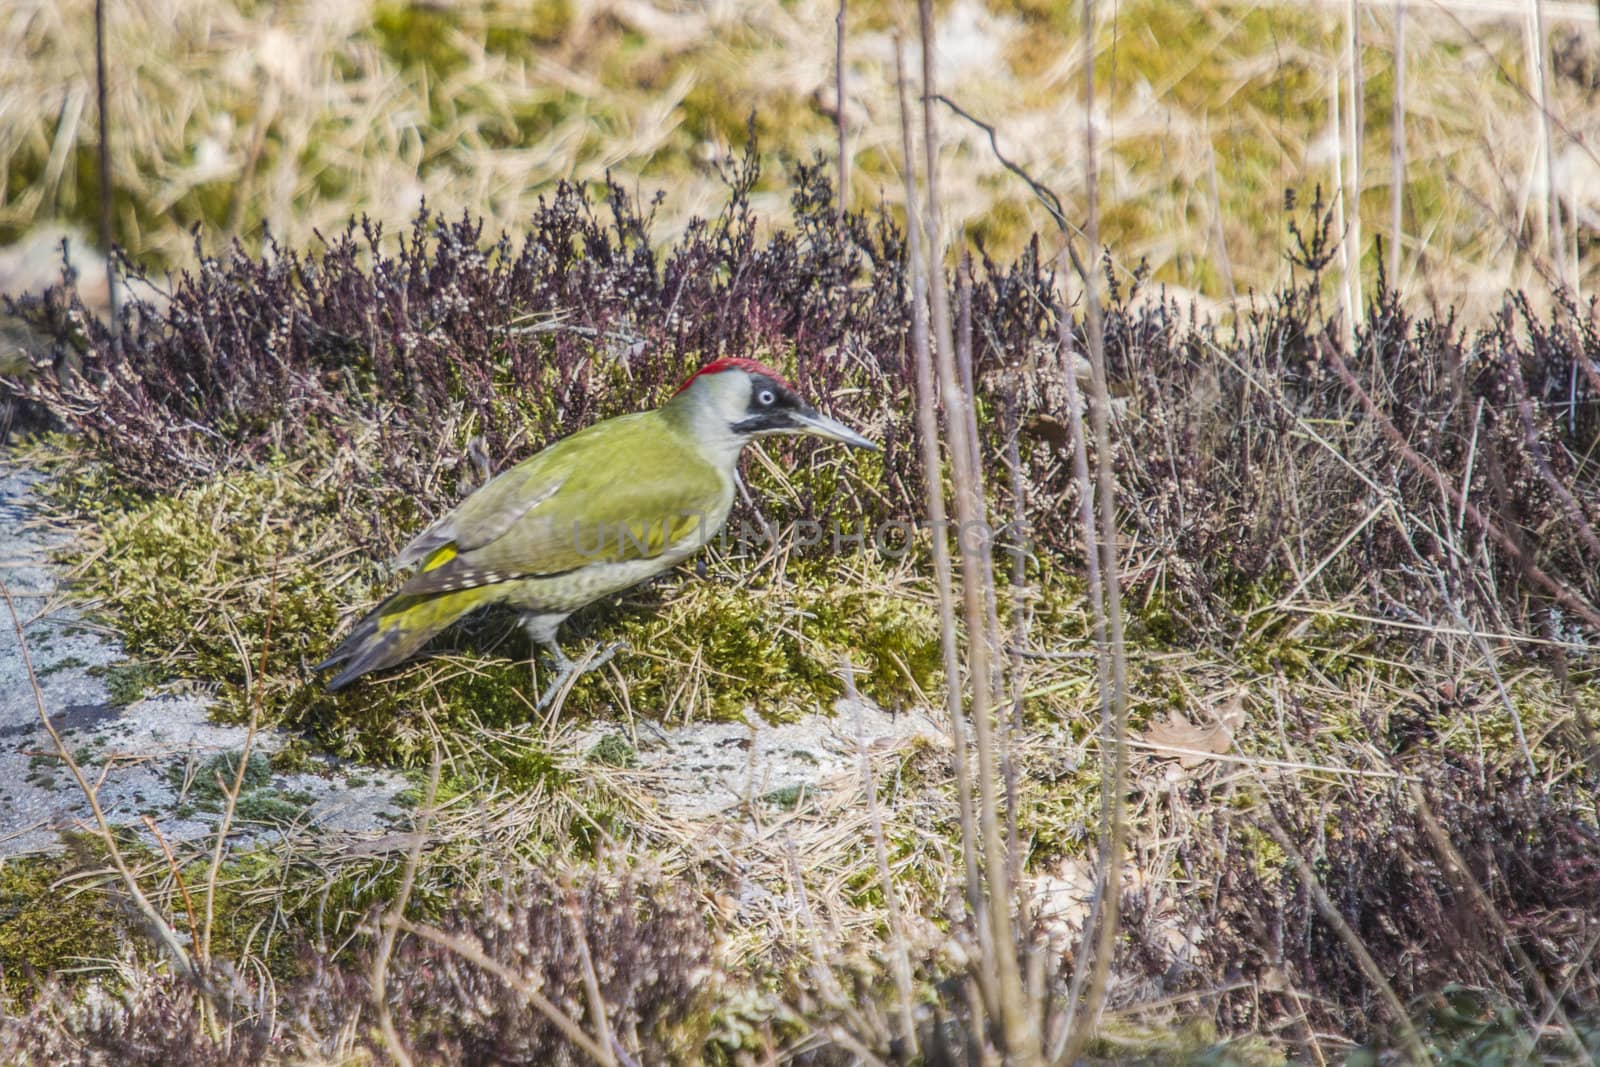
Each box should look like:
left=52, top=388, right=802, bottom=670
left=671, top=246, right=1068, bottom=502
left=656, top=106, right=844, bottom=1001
left=95, top=660, right=163, bottom=707
left=567, top=556, right=944, bottom=722
left=47, top=464, right=342, bottom=711
left=40, top=433, right=957, bottom=764
left=0, top=843, right=138, bottom=1004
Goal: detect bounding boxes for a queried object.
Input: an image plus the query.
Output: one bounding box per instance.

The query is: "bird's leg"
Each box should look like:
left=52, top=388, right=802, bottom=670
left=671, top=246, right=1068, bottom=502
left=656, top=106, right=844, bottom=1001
left=522, top=613, right=570, bottom=708
left=534, top=636, right=575, bottom=711
left=523, top=612, right=626, bottom=710
left=535, top=638, right=630, bottom=710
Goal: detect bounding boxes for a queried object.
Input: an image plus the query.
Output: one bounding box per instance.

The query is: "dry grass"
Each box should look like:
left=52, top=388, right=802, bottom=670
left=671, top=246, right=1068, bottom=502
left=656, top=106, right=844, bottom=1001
left=3, top=0, right=1598, bottom=323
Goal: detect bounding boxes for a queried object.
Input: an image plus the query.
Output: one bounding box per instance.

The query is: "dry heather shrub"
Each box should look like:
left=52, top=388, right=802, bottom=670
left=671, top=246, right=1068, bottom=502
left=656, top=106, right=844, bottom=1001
left=5, top=155, right=923, bottom=541
left=0, top=863, right=717, bottom=1065
left=1078, top=262, right=1600, bottom=641
left=0, top=970, right=272, bottom=1067
left=1163, top=766, right=1600, bottom=1051
left=377, top=867, right=717, bottom=1065
left=6, top=166, right=1599, bottom=647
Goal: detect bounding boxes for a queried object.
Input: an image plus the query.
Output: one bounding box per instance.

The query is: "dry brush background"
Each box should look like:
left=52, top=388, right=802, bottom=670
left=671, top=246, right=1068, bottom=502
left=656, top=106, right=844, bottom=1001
left=2, top=1, right=1600, bottom=1065
left=4, top=0, right=1600, bottom=317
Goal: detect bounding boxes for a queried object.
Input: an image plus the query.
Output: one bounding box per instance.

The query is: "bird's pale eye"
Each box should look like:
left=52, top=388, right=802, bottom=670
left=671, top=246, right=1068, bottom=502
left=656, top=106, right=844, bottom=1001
left=758, top=389, right=775, bottom=406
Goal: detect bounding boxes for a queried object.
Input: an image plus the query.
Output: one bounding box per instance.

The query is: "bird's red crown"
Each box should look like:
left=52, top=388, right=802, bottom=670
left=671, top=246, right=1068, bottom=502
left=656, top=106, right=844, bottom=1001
left=674, top=357, right=794, bottom=395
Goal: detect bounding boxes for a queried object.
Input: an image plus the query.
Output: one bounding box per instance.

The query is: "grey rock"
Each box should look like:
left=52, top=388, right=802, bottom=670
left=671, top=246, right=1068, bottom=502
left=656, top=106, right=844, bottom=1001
left=0, top=459, right=408, bottom=859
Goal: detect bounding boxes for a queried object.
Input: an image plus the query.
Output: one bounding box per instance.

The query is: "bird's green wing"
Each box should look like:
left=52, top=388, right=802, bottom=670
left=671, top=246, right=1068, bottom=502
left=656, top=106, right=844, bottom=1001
left=397, top=412, right=728, bottom=595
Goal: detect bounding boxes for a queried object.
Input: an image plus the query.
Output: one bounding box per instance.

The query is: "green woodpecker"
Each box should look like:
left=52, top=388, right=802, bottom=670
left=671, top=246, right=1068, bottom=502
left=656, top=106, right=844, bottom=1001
left=317, top=358, right=877, bottom=704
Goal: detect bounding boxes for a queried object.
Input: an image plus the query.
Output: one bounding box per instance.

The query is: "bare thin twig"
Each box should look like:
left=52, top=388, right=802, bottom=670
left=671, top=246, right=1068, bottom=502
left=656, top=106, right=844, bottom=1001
left=1054, top=1, right=1131, bottom=1060
left=1, top=577, right=194, bottom=975
left=143, top=813, right=202, bottom=953
left=93, top=0, right=119, bottom=347
left=202, top=558, right=281, bottom=967
left=845, top=661, right=919, bottom=1057
left=1051, top=271, right=1113, bottom=1062
left=1344, top=0, right=1365, bottom=333
left=917, top=1, right=1034, bottom=1052
left=834, top=0, right=849, bottom=229
left=1417, top=551, right=1537, bottom=777
left=1528, top=0, right=1568, bottom=287
left=1503, top=354, right=1600, bottom=562
left=932, top=93, right=1091, bottom=287
left=894, top=31, right=981, bottom=924
left=564, top=874, right=622, bottom=1067
left=371, top=748, right=441, bottom=1067
left=1390, top=0, right=1406, bottom=289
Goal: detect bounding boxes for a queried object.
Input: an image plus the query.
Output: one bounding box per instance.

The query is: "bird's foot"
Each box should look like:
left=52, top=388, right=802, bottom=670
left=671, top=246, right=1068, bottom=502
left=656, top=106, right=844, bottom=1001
left=535, top=640, right=628, bottom=711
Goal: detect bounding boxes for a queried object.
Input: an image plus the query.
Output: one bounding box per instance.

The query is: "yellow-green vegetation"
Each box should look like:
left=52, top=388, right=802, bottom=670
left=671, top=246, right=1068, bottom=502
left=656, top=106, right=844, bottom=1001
left=48, top=424, right=1567, bottom=805
left=39, top=442, right=952, bottom=760
left=572, top=556, right=945, bottom=721
left=37, top=420, right=1594, bottom=810
left=43, top=463, right=343, bottom=716
left=1083, top=1019, right=1285, bottom=1067
left=0, top=822, right=568, bottom=998
left=0, top=838, right=139, bottom=1004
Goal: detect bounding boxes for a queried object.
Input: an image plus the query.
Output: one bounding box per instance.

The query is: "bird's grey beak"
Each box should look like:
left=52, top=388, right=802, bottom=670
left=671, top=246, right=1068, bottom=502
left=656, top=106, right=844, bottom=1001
left=793, top=408, right=879, bottom=451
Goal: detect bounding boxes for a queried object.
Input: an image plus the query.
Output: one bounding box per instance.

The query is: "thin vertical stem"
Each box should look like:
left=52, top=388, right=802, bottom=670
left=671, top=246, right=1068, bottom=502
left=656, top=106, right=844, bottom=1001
left=1330, top=63, right=1354, bottom=353
left=834, top=0, right=850, bottom=229
left=1389, top=0, right=1405, bottom=291
left=1002, top=368, right=1035, bottom=995
left=2, top=579, right=194, bottom=977
left=565, top=877, right=621, bottom=1067
left=1050, top=282, right=1112, bottom=1063
left=201, top=561, right=279, bottom=968
left=894, top=35, right=981, bottom=924
left=957, top=258, right=1006, bottom=709
left=1344, top=0, right=1364, bottom=331
left=1528, top=0, right=1566, bottom=287
left=1205, top=133, right=1237, bottom=301
left=917, top=1, right=1034, bottom=1054
left=850, top=674, right=919, bottom=1057
left=1055, top=0, right=1130, bottom=1056
left=93, top=0, right=119, bottom=348
left=960, top=252, right=1029, bottom=985
left=372, top=749, right=441, bottom=1067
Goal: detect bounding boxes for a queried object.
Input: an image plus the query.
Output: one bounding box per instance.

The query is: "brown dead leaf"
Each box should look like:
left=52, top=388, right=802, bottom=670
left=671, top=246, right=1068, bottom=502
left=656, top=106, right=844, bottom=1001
left=1143, top=693, right=1245, bottom=768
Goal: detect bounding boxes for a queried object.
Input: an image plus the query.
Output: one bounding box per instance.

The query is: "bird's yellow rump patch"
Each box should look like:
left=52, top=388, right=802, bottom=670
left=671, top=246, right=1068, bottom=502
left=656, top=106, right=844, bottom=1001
left=422, top=544, right=458, bottom=572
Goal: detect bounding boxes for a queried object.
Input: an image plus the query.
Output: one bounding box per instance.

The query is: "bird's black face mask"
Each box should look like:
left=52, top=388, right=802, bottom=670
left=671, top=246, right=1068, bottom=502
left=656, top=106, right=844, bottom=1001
left=730, top=373, right=805, bottom=435
left=730, top=374, right=877, bottom=450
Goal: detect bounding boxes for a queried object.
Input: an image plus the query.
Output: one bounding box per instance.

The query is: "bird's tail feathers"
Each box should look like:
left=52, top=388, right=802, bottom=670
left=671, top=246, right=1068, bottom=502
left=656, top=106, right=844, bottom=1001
left=316, top=585, right=498, bottom=690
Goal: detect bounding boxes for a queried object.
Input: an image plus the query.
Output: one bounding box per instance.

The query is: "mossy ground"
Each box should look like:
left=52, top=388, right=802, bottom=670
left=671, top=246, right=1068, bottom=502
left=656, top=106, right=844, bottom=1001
left=0, top=839, right=139, bottom=1003
left=27, top=397, right=1592, bottom=803
left=31, top=427, right=973, bottom=761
